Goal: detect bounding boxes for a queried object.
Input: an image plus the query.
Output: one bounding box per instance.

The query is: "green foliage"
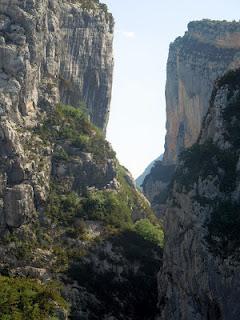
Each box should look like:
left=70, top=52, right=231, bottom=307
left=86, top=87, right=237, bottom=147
left=36, top=103, right=116, bottom=163
left=207, top=202, right=240, bottom=258
left=3, top=232, right=38, bottom=264
left=134, top=219, right=164, bottom=247
left=46, top=191, right=82, bottom=225
left=46, top=183, right=133, bottom=230
left=52, top=246, right=69, bottom=273
left=117, top=165, right=157, bottom=223
left=0, top=276, right=67, bottom=320
left=76, top=0, right=109, bottom=14
left=216, top=69, right=240, bottom=89
left=175, top=140, right=238, bottom=192
left=81, top=190, right=132, bottom=228
left=71, top=134, right=90, bottom=149
left=53, top=148, right=69, bottom=162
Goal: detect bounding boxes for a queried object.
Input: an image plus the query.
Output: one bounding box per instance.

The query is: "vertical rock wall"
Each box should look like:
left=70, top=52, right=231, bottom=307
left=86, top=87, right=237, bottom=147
left=0, top=0, right=114, bottom=228
left=164, top=20, right=240, bottom=163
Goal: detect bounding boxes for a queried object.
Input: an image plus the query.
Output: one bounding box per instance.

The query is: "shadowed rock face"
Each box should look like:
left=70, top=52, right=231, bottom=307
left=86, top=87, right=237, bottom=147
left=0, top=0, right=114, bottom=132
left=159, top=69, right=240, bottom=320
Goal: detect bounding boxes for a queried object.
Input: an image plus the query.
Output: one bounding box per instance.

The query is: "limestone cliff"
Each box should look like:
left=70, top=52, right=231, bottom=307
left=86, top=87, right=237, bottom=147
left=165, top=20, right=240, bottom=163
left=0, top=1, right=164, bottom=319
left=0, top=0, right=113, bottom=132
left=0, top=0, right=114, bottom=238
left=159, top=69, right=240, bottom=320
left=143, top=20, right=240, bottom=213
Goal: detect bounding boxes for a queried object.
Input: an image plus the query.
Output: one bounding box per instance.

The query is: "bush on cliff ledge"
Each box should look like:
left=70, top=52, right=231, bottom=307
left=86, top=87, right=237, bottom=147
left=0, top=276, right=67, bottom=320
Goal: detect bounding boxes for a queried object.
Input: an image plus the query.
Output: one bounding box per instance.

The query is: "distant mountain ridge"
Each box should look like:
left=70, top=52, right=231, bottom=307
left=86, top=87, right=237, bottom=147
left=136, top=154, right=163, bottom=189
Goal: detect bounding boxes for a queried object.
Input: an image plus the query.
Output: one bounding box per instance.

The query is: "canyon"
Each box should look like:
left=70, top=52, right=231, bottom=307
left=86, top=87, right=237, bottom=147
left=0, top=1, right=239, bottom=320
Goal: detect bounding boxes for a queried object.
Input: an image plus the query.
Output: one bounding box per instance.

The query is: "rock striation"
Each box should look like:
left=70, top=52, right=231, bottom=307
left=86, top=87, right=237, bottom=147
left=0, top=0, right=113, bottom=132
left=159, top=69, right=240, bottom=320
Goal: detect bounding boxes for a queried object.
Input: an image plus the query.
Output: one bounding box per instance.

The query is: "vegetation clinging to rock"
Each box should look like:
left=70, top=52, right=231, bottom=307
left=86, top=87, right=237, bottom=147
left=0, top=276, right=67, bottom=320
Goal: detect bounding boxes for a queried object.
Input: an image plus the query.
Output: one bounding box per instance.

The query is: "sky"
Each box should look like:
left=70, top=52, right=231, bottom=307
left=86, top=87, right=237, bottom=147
left=104, top=0, right=240, bottom=178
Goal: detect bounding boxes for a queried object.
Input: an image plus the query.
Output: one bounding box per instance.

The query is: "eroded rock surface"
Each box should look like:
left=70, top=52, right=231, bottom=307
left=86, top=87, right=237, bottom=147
left=159, top=70, right=240, bottom=320
left=0, top=0, right=113, bottom=131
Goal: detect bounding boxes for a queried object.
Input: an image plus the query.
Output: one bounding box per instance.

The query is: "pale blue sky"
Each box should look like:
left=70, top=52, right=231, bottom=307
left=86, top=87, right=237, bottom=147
left=105, top=0, right=240, bottom=178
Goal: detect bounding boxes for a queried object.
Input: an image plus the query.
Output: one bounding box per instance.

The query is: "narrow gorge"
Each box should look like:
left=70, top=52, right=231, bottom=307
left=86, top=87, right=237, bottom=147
left=0, top=1, right=239, bottom=320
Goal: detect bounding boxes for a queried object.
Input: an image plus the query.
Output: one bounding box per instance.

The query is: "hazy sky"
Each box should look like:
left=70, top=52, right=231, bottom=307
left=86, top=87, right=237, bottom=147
left=105, top=0, right=240, bottom=178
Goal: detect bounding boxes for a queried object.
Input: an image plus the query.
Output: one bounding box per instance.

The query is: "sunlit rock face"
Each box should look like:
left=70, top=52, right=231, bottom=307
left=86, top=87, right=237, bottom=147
left=0, top=0, right=114, bottom=226
left=159, top=70, right=240, bottom=320
left=164, top=20, right=240, bottom=163
left=0, top=0, right=114, bottom=132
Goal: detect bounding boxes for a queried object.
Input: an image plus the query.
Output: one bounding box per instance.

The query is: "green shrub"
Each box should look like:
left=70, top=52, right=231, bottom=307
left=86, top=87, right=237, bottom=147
left=71, top=134, right=90, bottom=149
left=117, top=165, right=157, bottom=224
left=175, top=140, right=238, bottom=192
left=134, top=219, right=164, bottom=247
left=35, top=103, right=116, bottom=164
left=0, top=276, right=67, bottom=320
left=53, top=148, right=69, bottom=161
left=46, top=191, right=82, bottom=225
left=76, top=0, right=106, bottom=11
left=81, top=190, right=132, bottom=228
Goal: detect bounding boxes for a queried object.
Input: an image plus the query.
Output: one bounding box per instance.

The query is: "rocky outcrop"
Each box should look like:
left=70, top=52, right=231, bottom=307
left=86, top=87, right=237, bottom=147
left=4, top=184, right=35, bottom=228
left=159, top=69, right=240, bottom=320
